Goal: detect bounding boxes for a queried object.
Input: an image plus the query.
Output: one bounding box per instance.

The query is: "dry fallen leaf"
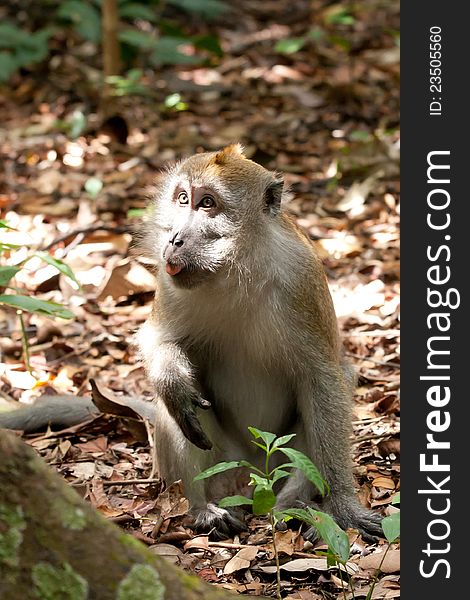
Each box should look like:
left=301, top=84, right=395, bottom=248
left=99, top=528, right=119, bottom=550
left=155, top=480, right=190, bottom=520
left=148, top=543, right=182, bottom=565
left=210, top=548, right=232, bottom=568
left=76, top=436, right=108, bottom=455
left=372, top=476, right=396, bottom=490
left=359, top=548, right=400, bottom=574
left=97, top=259, right=157, bottom=301
left=286, top=591, right=323, bottom=600
left=69, top=462, right=97, bottom=480
left=258, top=558, right=311, bottom=574
left=223, top=546, right=258, bottom=575
left=197, top=567, right=218, bottom=582
left=184, top=535, right=210, bottom=552
left=266, top=529, right=296, bottom=557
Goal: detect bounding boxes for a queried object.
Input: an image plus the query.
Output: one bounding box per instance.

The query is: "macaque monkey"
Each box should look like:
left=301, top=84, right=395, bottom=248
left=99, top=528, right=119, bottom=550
left=136, top=144, right=382, bottom=540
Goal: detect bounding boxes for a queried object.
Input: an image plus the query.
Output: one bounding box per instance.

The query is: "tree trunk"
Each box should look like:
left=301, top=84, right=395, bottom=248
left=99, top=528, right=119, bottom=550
left=102, top=0, right=120, bottom=80
left=0, top=430, right=264, bottom=600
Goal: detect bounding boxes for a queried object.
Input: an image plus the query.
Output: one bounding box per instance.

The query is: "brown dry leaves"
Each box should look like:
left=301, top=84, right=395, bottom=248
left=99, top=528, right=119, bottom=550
left=0, top=0, right=399, bottom=597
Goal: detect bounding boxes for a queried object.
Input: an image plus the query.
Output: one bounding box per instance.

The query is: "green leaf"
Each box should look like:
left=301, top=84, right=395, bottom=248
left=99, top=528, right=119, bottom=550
left=325, top=548, right=339, bottom=568
left=84, top=177, right=103, bottom=199
left=248, top=427, right=277, bottom=451
left=391, top=492, right=400, bottom=505
left=249, top=473, right=270, bottom=487
left=164, top=93, right=188, bottom=111
left=309, top=510, right=349, bottom=563
left=308, top=27, right=326, bottom=42
left=192, top=34, right=223, bottom=58
left=167, top=0, right=228, bottom=19
left=0, top=266, right=20, bottom=286
left=238, top=460, right=256, bottom=468
left=0, top=24, right=54, bottom=82
left=193, top=461, right=241, bottom=481
left=326, top=10, right=355, bottom=25
left=271, top=469, right=291, bottom=484
left=126, top=68, right=144, bottom=82
left=329, top=35, right=352, bottom=52
left=349, top=130, right=372, bottom=142
left=0, top=23, right=27, bottom=47
left=282, top=508, right=349, bottom=563
left=0, top=294, right=74, bottom=319
left=33, top=252, right=80, bottom=287
left=149, top=37, right=203, bottom=66
left=127, top=208, right=146, bottom=218
left=272, top=433, right=296, bottom=449
left=278, top=447, right=326, bottom=495
left=106, top=70, right=149, bottom=98
left=252, top=484, right=276, bottom=515
left=68, top=110, right=87, bottom=139
left=119, top=3, right=157, bottom=23
left=20, top=28, right=54, bottom=64
left=274, top=37, right=306, bottom=55
left=0, top=220, right=16, bottom=229
left=119, top=29, right=158, bottom=50
left=382, top=511, right=400, bottom=543
left=57, top=1, right=101, bottom=43
left=218, top=495, right=253, bottom=508
left=0, top=242, right=22, bottom=253
left=0, top=51, right=18, bottom=83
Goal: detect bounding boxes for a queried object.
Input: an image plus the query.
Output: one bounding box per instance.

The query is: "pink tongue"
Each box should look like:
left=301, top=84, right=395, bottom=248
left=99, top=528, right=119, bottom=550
left=166, top=263, right=183, bottom=276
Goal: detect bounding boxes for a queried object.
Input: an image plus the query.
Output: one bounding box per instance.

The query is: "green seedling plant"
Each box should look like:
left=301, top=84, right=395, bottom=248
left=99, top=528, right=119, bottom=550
left=365, top=492, right=400, bottom=600
left=0, top=221, right=77, bottom=370
left=194, top=427, right=351, bottom=600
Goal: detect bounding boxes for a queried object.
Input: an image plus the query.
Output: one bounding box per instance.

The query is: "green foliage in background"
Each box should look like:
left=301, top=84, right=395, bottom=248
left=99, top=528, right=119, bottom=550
left=0, top=222, right=76, bottom=320
left=1, top=221, right=77, bottom=370
left=0, top=0, right=226, bottom=83
left=0, top=23, right=55, bottom=82
left=274, top=4, right=357, bottom=55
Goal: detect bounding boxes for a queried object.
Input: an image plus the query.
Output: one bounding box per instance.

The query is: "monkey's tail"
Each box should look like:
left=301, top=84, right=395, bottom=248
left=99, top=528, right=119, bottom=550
left=0, top=394, right=159, bottom=433
left=0, top=396, right=100, bottom=432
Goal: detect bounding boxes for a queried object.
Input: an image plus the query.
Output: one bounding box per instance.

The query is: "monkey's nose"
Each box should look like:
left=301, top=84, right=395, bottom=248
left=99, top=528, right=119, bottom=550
left=169, top=232, right=184, bottom=247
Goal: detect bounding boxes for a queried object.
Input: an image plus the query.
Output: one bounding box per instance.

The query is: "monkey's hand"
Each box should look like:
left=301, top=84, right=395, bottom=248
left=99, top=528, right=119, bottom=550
left=137, top=327, right=213, bottom=450
left=164, top=387, right=213, bottom=451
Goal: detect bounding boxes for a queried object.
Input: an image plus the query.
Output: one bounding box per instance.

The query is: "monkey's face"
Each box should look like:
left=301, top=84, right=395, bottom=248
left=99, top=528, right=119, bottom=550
left=158, top=180, right=237, bottom=289
left=151, top=146, right=284, bottom=289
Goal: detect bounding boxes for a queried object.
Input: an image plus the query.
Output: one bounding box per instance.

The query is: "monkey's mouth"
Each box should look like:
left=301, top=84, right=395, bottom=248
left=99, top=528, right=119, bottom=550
left=165, top=261, right=185, bottom=276
left=164, top=260, right=213, bottom=289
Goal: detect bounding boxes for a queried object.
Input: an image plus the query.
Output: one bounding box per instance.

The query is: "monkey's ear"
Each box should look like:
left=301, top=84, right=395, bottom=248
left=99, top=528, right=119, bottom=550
left=214, top=143, right=245, bottom=164
left=264, top=174, right=284, bottom=215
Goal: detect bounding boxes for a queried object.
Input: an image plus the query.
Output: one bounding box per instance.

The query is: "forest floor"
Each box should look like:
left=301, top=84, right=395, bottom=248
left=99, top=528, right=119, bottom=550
left=0, top=0, right=399, bottom=598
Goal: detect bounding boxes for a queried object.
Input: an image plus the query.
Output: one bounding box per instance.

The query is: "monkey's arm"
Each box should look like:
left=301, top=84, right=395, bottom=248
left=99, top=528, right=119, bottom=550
left=137, top=322, right=212, bottom=450
left=149, top=343, right=212, bottom=450
left=0, top=396, right=99, bottom=432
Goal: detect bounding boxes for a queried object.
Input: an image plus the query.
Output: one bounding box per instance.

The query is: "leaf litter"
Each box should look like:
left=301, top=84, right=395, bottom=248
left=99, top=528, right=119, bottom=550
left=0, top=0, right=399, bottom=597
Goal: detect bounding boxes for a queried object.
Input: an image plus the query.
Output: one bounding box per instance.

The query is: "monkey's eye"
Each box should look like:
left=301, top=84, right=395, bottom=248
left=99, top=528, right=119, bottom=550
left=177, top=191, right=189, bottom=205
left=199, top=196, right=215, bottom=209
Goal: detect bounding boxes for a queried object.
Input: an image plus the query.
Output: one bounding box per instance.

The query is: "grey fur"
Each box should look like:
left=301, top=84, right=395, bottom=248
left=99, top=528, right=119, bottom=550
left=137, top=148, right=383, bottom=540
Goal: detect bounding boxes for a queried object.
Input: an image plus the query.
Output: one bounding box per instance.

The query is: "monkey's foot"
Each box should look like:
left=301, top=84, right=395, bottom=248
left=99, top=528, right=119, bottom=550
left=191, top=503, right=246, bottom=540
left=338, top=504, right=383, bottom=543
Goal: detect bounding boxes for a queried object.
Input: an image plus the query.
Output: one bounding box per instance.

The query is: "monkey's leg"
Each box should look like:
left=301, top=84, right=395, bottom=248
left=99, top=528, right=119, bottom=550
left=280, top=371, right=383, bottom=540
left=154, top=400, right=246, bottom=539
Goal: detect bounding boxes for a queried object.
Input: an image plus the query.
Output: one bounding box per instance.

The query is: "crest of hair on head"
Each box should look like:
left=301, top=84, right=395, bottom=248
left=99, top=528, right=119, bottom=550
left=214, top=143, right=245, bottom=165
